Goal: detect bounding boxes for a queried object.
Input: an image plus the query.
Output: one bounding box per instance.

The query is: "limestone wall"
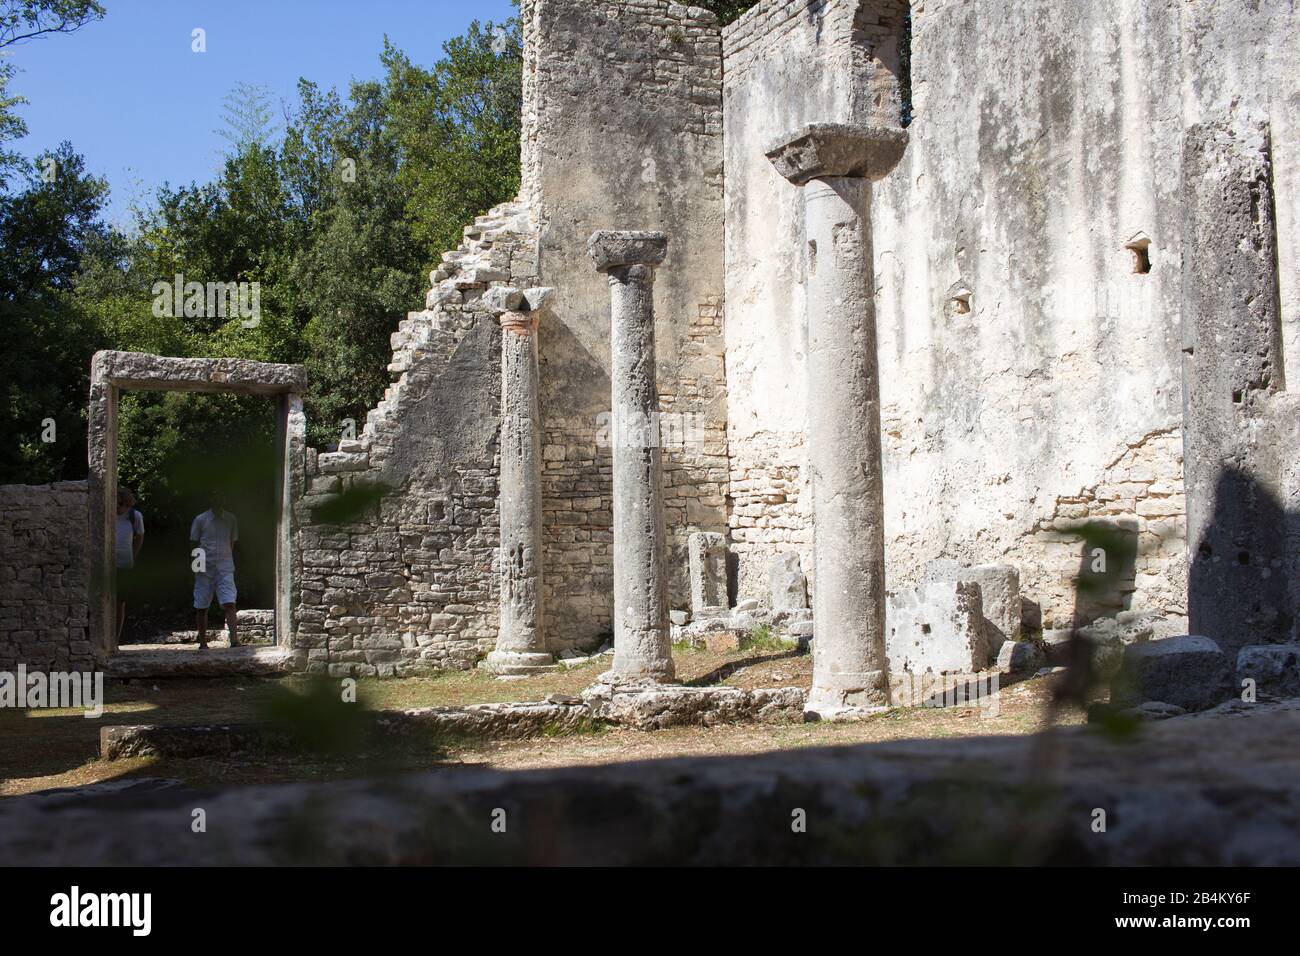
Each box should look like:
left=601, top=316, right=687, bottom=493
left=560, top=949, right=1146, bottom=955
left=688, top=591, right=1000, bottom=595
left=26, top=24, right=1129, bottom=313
left=0, top=482, right=92, bottom=672
left=722, top=0, right=1297, bottom=631
left=722, top=0, right=908, bottom=600
left=291, top=203, right=536, bottom=676
left=522, top=0, right=727, bottom=637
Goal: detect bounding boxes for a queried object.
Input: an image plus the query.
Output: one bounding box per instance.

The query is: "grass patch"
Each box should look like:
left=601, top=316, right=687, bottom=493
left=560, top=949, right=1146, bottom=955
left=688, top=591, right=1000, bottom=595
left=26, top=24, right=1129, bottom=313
left=742, top=624, right=788, bottom=652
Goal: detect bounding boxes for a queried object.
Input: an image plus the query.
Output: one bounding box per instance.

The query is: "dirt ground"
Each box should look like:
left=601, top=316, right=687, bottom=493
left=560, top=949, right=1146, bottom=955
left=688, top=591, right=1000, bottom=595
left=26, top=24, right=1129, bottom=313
left=0, top=645, right=1084, bottom=797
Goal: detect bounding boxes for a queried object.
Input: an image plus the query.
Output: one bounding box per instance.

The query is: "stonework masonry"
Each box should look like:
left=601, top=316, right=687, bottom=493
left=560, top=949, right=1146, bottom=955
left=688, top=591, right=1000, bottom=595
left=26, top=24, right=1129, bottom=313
left=726, top=0, right=1299, bottom=640
left=291, top=201, right=538, bottom=676
left=0, top=482, right=91, bottom=672
left=2, top=0, right=1298, bottom=680
left=523, top=0, right=727, bottom=640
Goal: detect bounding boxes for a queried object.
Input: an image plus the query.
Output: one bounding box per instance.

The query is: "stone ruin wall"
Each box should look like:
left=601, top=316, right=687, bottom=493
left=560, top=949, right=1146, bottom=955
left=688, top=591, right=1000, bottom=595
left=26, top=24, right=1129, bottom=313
left=521, top=0, right=727, bottom=636
left=722, top=0, right=909, bottom=601
left=279, top=0, right=1300, bottom=671
left=289, top=203, right=542, bottom=676
left=4, top=0, right=1296, bottom=677
left=723, top=0, right=1298, bottom=633
left=0, top=482, right=92, bottom=672
left=295, top=0, right=729, bottom=673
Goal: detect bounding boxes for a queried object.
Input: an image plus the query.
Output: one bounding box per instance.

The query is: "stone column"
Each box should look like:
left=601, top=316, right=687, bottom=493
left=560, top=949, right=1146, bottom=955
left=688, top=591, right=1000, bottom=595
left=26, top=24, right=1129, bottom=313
left=86, top=351, right=118, bottom=657
left=765, top=123, right=908, bottom=716
left=486, top=286, right=559, bottom=675
left=1181, top=122, right=1290, bottom=654
left=589, top=231, right=675, bottom=683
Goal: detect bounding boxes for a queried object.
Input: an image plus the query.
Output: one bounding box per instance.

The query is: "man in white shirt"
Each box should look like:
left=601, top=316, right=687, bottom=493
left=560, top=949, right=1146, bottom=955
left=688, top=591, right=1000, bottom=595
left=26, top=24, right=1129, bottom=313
left=115, top=486, right=144, bottom=642
left=191, top=489, right=240, bottom=649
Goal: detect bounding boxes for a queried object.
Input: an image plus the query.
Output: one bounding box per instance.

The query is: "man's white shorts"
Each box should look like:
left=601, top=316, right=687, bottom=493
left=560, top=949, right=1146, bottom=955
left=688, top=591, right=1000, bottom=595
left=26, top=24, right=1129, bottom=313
left=194, top=566, right=237, bottom=608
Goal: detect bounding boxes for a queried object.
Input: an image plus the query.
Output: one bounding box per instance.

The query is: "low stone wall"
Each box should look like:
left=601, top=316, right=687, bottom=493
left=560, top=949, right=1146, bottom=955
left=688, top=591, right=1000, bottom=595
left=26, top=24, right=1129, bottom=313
left=22, top=699, right=1300, bottom=865
left=236, top=609, right=275, bottom=645
left=98, top=685, right=807, bottom=759
left=0, top=481, right=92, bottom=672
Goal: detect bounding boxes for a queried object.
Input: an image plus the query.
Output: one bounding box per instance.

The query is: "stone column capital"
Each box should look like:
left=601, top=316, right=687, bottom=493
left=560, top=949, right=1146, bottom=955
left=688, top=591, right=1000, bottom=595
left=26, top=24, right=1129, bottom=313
left=482, top=286, right=554, bottom=328
left=480, top=285, right=524, bottom=316
left=588, top=230, right=669, bottom=273
left=500, top=310, right=539, bottom=335
left=765, top=123, right=908, bottom=186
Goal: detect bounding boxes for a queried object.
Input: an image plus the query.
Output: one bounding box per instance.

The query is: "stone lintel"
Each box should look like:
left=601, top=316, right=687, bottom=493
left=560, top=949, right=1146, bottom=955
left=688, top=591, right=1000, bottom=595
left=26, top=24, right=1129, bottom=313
left=765, top=123, right=909, bottom=186
left=92, top=350, right=306, bottom=394
left=587, top=230, right=668, bottom=272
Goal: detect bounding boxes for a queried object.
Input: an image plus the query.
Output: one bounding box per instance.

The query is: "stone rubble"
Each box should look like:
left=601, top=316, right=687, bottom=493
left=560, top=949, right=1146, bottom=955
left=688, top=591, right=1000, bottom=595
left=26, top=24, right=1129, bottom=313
left=1236, top=644, right=1300, bottom=698
left=1109, top=634, right=1235, bottom=713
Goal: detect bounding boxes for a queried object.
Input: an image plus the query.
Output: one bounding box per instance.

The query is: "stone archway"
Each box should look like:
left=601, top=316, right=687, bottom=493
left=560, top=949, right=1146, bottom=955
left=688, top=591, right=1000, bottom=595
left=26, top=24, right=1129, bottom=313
left=87, top=351, right=306, bottom=656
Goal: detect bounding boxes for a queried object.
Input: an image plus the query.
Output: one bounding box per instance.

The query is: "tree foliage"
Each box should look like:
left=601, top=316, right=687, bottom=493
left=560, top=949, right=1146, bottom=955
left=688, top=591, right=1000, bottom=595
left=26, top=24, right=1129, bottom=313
left=0, top=9, right=525, bottom=490
left=382, top=19, right=522, bottom=257
left=694, top=0, right=758, bottom=27
left=0, top=143, right=108, bottom=481
left=0, top=0, right=103, bottom=48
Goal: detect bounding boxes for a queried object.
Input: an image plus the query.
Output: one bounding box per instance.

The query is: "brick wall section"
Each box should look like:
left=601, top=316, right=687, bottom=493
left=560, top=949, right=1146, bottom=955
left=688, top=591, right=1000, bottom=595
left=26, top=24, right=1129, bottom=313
left=541, top=416, right=613, bottom=640
left=1022, top=429, right=1188, bottom=631
left=0, top=482, right=92, bottom=672
left=726, top=432, right=813, bottom=598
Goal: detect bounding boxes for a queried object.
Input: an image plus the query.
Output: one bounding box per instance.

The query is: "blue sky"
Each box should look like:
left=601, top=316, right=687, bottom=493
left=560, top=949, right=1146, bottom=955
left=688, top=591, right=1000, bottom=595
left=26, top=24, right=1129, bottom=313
left=7, top=0, right=518, bottom=226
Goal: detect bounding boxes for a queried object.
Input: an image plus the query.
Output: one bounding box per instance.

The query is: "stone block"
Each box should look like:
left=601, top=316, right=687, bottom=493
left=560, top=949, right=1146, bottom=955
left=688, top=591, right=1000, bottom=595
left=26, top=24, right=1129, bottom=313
left=923, top=560, right=1021, bottom=654
left=1078, top=611, right=1157, bottom=647
left=765, top=123, right=909, bottom=186
left=1110, top=635, right=1234, bottom=712
left=768, top=551, right=807, bottom=610
left=580, top=682, right=805, bottom=730
left=587, top=230, right=668, bottom=271
left=1236, top=644, right=1300, bottom=698
left=886, top=580, right=987, bottom=674
left=703, top=630, right=741, bottom=653
left=318, top=452, right=369, bottom=474
left=479, top=285, right=523, bottom=313
left=687, top=531, right=727, bottom=617
left=521, top=287, right=554, bottom=312
left=996, top=639, right=1043, bottom=675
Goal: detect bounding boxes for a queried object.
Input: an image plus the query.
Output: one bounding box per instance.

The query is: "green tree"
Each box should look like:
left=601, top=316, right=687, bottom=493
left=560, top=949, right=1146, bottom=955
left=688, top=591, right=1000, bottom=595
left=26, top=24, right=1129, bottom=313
left=694, top=1, right=757, bottom=26
left=3, top=7, right=529, bottom=485
left=0, top=1, right=105, bottom=187
left=0, top=0, right=103, bottom=47
left=0, top=144, right=109, bottom=482
left=382, top=15, right=522, bottom=259
left=288, top=79, right=424, bottom=446
left=216, top=80, right=279, bottom=151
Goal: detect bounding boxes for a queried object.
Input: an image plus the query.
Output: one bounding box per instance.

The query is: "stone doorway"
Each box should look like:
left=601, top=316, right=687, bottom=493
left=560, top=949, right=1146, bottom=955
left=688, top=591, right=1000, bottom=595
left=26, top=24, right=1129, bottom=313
left=87, top=351, right=306, bottom=657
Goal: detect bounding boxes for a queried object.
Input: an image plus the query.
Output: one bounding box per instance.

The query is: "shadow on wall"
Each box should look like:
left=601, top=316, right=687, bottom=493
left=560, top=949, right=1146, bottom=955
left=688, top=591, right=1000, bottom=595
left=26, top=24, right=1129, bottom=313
left=1187, top=464, right=1293, bottom=649
left=1067, top=519, right=1138, bottom=629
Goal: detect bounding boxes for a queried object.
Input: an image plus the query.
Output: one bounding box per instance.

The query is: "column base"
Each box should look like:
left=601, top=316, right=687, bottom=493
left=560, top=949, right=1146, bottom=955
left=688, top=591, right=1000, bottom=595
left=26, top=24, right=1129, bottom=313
left=804, top=673, right=890, bottom=721
left=485, top=650, right=560, bottom=676
left=594, top=671, right=678, bottom=690
left=598, top=660, right=676, bottom=686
